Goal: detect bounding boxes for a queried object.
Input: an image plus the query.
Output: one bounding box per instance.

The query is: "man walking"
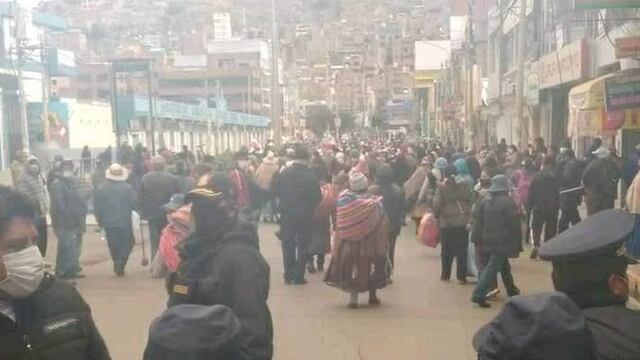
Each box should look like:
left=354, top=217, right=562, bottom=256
left=471, top=175, right=522, bottom=308
left=528, top=156, right=560, bottom=259
left=583, top=147, right=621, bottom=215
left=138, top=156, right=179, bottom=258
left=273, top=144, right=322, bottom=285
left=558, top=149, right=584, bottom=232
left=50, top=160, right=88, bottom=279
left=94, top=164, right=136, bottom=276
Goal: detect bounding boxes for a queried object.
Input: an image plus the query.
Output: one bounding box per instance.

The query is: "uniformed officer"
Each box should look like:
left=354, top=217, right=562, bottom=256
left=538, top=209, right=640, bottom=360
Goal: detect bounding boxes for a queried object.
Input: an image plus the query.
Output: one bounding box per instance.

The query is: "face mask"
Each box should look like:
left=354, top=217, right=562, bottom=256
left=62, top=170, right=73, bottom=178
left=238, top=160, right=249, bottom=170
left=0, top=246, right=45, bottom=299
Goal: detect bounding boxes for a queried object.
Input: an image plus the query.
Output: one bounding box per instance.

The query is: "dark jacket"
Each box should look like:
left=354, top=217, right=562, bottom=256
left=583, top=305, right=640, bottom=360
left=433, top=179, right=472, bottom=228
left=559, top=157, right=585, bottom=209
left=473, top=192, right=522, bottom=257
left=374, top=167, right=405, bottom=237
left=50, top=176, right=89, bottom=231
left=273, top=162, right=321, bottom=223
left=168, top=222, right=273, bottom=360
left=176, top=175, right=196, bottom=194
left=582, top=158, right=621, bottom=197
left=137, top=171, right=179, bottom=221
left=0, top=275, right=110, bottom=360
left=528, top=169, right=560, bottom=212
left=94, top=180, right=136, bottom=228
left=465, top=155, right=482, bottom=182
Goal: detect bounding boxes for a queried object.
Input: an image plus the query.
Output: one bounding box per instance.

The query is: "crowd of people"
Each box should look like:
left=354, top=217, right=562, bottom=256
left=1, top=132, right=639, bottom=359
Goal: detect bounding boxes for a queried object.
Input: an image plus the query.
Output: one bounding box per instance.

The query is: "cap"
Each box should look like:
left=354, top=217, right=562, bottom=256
left=473, top=292, right=597, bottom=360
left=434, top=157, right=448, bottom=170
left=487, top=174, right=510, bottom=193
left=538, top=209, right=637, bottom=264
left=144, top=304, right=240, bottom=358
left=163, top=193, right=185, bottom=212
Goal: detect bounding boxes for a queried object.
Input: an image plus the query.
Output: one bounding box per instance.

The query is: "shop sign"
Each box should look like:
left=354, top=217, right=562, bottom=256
left=604, top=73, right=640, bottom=112
left=538, top=40, right=588, bottom=89
left=616, top=37, right=640, bottom=58
left=575, top=0, right=640, bottom=9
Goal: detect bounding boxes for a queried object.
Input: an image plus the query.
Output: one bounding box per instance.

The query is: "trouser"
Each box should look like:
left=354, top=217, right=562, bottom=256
left=474, top=245, right=497, bottom=290
left=586, top=191, right=615, bottom=216
left=53, top=228, right=82, bottom=278
left=388, top=233, right=399, bottom=270
left=148, top=218, right=167, bottom=259
left=35, top=216, right=48, bottom=256
left=104, top=226, right=135, bottom=273
left=531, top=209, right=558, bottom=247
left=280, top=218, right=312, bottom=282
left=558, top=206, right=581, bottom=233
left=440, top=227, right=468, bottom=281
left=472, top=254, right=519, bottom=302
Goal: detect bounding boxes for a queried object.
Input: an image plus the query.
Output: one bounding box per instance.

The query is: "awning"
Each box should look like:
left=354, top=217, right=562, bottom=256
left=568, top=74, right=616, bottom=137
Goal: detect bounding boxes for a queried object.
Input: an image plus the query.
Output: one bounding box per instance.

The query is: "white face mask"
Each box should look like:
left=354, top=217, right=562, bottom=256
left=0, top=246, right=45, bottom=299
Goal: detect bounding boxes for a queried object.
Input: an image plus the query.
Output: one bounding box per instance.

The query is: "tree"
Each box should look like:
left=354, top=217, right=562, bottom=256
left=305, top=105, right=334, bottom=137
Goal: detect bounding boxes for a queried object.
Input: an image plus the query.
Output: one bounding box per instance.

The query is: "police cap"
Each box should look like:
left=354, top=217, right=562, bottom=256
left=538, top=209, right=637, bottom=264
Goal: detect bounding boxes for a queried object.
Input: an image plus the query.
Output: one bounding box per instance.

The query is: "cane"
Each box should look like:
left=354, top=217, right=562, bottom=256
left=139, top=220, right=149, bottom=267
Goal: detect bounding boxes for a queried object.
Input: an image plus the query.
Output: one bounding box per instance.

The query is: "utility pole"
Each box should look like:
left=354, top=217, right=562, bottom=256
left=270, top=0, right=282, bottom=147
left=41, top=44, right=49, bottom=146
left=515, top=0, right=527, bottom=146
left=146, top=60, right=156, bottom=155
left=13, top=0, right=30, bottom=153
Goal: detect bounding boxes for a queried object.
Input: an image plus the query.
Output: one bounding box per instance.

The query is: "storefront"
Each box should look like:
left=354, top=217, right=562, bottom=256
left=568, top=69, right=640, bottom=158
left=531, top=39, right=590, bottom=148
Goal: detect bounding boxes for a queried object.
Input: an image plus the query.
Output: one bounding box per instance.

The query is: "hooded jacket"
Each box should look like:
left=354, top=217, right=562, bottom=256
left=374, top=165, right=405, bottom=237
left=168, top=221, right=273, bottom=360
left=433, top=177, right=472, bottom=228
left=454, top=159, right=475, bottom=187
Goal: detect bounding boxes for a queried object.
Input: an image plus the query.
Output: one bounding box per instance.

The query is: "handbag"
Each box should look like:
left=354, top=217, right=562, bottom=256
left=418, top=211, right=439, bottom=248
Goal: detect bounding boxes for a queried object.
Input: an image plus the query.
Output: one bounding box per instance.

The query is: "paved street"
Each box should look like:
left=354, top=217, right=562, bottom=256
left=45, top=224, right=552, bottom=360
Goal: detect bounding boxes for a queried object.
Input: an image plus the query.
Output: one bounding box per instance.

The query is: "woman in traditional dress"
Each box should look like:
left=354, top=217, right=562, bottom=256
left=325, top=170, right=389, bottom=309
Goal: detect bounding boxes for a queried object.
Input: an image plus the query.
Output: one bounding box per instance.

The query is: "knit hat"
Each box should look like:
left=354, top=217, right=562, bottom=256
left=349, top=170, right=368, bottom=192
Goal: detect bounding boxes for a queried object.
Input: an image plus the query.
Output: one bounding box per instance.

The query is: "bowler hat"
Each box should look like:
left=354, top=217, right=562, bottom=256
left=487, top=174, right=510, bottom=192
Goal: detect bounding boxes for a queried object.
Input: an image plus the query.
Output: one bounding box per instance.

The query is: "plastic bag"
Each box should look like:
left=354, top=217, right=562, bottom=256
left=467, top=236, right=478, bottom=278
left=132, top=211, right=141, bottom=236
left=417, top=211, right=439, bottom=248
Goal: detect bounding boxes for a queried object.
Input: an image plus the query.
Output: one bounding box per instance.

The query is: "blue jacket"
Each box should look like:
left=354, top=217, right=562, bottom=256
left=94, top=180, right=136, bottom=228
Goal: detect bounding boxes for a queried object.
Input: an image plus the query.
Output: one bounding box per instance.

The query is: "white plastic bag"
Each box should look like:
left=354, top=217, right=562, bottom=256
left=132, top=211, right=141, bottom=239
left=467, top=232, right=478, bottom=278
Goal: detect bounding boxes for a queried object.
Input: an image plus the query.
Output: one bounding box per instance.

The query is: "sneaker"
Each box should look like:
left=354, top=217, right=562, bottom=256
left=347, top=303, right=358, bottom=309
left=530, top=247, right=539, bottom=260
left=486, top=288, right=501, bottom=299
left=472, top=299, right=491, bottom=308
left=458, top=279, right=468, bottom=285
left=292, top=278, right=307, bottom=285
